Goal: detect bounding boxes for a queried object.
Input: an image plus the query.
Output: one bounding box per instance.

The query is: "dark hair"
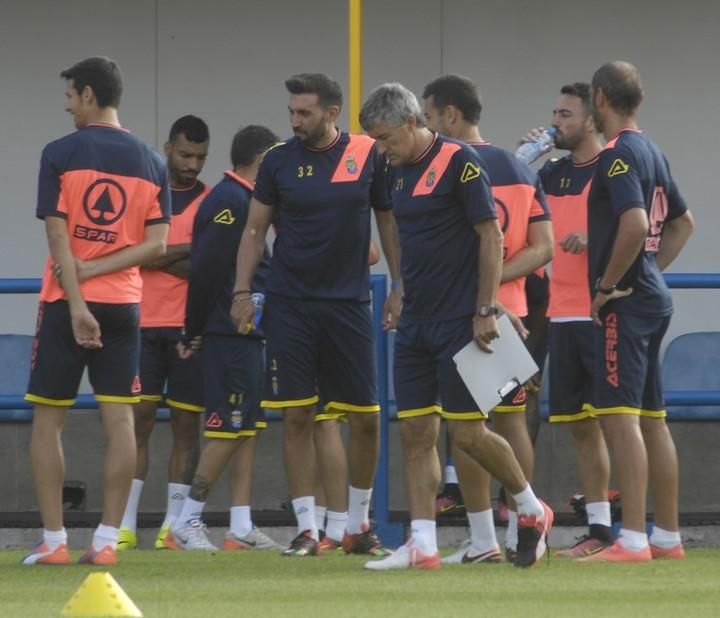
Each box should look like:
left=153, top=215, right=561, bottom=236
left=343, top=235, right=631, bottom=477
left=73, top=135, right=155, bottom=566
left=60, top=56, right=123, bottom=108
left=592, top=62, right=644, bottom=115
left=422, top=74, right=482, bottom=124
left=560, top=82, right=591, bottom=113
left=168, top=115, right=209, bottom=144
left=231, top=125, right=280, bottom=168
left=285, top=73, right=343, bottom=109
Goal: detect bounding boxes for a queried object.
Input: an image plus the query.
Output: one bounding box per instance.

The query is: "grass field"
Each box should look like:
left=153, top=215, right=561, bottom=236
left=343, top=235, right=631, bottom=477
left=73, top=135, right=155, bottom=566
left=1, top=548, right=719, bottom=617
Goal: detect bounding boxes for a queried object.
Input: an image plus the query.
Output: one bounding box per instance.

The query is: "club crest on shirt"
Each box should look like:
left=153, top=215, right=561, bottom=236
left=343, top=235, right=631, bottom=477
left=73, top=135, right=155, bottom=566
left=607, top=158, right=630, bottom=177
left=345, top=155, right=358, bottom=174
left=426, top=168, right=437, bottom=187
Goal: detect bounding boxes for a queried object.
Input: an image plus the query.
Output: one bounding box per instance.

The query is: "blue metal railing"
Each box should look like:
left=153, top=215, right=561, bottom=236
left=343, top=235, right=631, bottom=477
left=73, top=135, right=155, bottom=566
left=1, top=273, right=717, bottom=544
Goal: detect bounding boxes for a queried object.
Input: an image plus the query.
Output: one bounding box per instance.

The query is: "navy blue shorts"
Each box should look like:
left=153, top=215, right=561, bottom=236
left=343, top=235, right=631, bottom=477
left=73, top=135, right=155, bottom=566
left=592, top=311, right=670, bottom=418
left=262, top=294, right=379, bottom=415
left=26, top=300, right=141, bottom=406
left=548, top=321, right=595, bottom=422
left=139, top=327, right=204, bottom=412
left=202, top=335, right=265, bottom=438
left=493, top=383, right=527, bottom=414
left=394, top=316, right=486, bottom=421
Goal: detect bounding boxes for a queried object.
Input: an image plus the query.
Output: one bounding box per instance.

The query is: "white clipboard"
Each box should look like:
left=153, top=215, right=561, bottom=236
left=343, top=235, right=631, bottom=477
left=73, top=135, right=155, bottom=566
left=452, top=314, right=539, bottom=413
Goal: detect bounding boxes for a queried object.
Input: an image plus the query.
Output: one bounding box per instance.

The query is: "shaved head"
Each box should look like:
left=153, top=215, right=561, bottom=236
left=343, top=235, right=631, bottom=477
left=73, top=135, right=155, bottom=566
left=592, top=61, right=644, bottom=115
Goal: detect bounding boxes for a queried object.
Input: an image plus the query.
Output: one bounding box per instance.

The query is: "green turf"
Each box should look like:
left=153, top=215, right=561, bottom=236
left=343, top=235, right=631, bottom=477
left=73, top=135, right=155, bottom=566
left=1, top=548, right=719, bottom=617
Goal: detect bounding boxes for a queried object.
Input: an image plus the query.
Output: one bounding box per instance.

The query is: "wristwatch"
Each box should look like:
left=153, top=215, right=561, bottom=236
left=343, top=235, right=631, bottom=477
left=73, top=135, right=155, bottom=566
left=476, top=304, right=499, bottom=317
left=595, top=277, right=617, bottom=295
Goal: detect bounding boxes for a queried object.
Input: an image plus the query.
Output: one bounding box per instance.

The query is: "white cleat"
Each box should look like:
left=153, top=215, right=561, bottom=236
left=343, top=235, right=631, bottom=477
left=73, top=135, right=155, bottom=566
left=364, top=541, right=440, bottom=571
left=224, top=527, right=284, bottom=550
left=171, top=519, right=218, bottom=551
left=441, top=539, right=472, bottom=564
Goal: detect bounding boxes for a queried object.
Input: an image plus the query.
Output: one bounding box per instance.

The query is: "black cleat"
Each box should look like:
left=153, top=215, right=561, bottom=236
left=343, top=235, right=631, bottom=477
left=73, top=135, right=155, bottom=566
left=281, top=530, right=319, bottom=557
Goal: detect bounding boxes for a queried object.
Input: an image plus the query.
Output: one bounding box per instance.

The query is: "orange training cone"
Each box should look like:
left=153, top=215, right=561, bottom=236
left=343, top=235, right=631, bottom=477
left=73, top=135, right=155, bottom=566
left=61, top=571, right=143, bottom=617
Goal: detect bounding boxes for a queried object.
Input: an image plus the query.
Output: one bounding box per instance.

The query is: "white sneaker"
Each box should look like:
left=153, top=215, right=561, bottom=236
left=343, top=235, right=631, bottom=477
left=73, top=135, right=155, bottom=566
left=171, top=519, right=217, bottom=551
left=364, top=541, right=440, bottom=571
left=441, top=539, right=472, bottom=564
left=224, top=527, right=283, bottom=550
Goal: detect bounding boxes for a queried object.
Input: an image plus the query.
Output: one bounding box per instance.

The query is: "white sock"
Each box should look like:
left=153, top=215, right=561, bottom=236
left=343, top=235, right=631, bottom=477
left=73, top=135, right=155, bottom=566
left=315, top=506, right=328, bottom=532
left=120, top=479, right=144, bottom=532
left=410, top=519, right=437, bottom=554
left=347, top=486, right=372, bottom=534
left=161, top=483, right=190, bottom=528
left=445, top=465, right=459, bottom=485
left=586, top=501, right=612, bottom=528
left=292, top=496, right=318, bottom=540
left=650, top=525, right=681, bottom=548
left=93, top=524, right=119, bottom=550
left=230, top=506, right=253, bottom=538
left=618, top=528, right=648, bottom=551
left=505, top=511, right=518, bottom=550
left=43, top=528, right=67, bottom=550
left=326, top=510, right=348, bottom=542
left=467, top=509, right=498, bottom=554
left=174, top=496, right=206, bottom=530
left=511, top=484, right=544, bottom=518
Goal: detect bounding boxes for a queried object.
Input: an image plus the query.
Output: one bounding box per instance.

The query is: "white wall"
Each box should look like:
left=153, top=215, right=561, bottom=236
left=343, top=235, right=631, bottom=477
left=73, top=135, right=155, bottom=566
left=1, top=0, right=718, bottom=344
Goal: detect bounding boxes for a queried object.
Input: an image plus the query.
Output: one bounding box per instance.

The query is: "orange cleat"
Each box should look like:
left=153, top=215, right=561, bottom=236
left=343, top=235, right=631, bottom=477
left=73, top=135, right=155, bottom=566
left=21, top=542, right=71, bottom=566
left=78, top=544, right=117, bottom=566
left=318, top=535, right=343, bottom=554
left=575, top=540, right=652, bottom=563
left=650, top=543, right=686, bottom=560
left=515, top=500, right=554, bottom=568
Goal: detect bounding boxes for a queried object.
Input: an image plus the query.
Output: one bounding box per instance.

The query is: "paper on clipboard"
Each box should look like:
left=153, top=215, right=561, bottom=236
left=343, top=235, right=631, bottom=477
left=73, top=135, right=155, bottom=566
left=452, top=314, right=539, bottom=413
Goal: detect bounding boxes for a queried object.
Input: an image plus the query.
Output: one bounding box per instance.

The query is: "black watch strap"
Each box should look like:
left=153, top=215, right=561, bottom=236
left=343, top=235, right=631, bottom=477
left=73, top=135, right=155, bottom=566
left=595, top=277, right=616, bottom=295
left=476, top=304, right=499, bottom=317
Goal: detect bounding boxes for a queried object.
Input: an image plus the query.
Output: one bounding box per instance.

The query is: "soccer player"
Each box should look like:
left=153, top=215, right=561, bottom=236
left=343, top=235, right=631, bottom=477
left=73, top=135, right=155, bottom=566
left=421, top=74, right=554, bottom=564
left=23, top=56, right=170, bottom=566
left=359, top=82, right=553, bottom=570
left=579, top=61, right=694, bottom=562
left=164, top=125, right=283, bottom=552
left=523, top=83, right=614, bottom=557
left=232, top=73, right=401, bottom=557
left=118, top=115, right=210, bottom=551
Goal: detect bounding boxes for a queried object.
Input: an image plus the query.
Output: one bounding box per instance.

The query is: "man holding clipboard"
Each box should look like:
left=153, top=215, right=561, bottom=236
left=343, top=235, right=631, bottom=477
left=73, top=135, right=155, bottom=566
left=360, top=83, right=553, bottom=570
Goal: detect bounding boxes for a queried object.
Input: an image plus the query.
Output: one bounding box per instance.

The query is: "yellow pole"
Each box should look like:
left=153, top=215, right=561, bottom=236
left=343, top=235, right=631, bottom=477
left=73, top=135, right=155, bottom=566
left=348, top=0, right=363, bottom=134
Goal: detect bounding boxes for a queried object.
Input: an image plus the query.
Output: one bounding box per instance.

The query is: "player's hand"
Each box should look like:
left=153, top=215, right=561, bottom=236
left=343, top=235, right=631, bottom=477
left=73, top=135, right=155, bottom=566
left=473, top=314, right=499, bottom=353
left=505, top=308, right=529, bottom=340
left=517, top=126, right=548, bottom=147
left=590, top=288, right=633, bottom=326
left=176, top=336, right=201, bottom=359
left=382, top=288, right=403, bottom=331
left=230, top=295, right=255, bottom=335
left=560, top=231, right=587, bottom=255
left=70, top=306, right=102, bottom=349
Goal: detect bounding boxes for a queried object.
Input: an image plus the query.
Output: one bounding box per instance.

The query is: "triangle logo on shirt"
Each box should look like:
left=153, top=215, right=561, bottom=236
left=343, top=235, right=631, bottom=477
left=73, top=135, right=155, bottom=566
left=607, top=158, right=630, bottom=177
left=460, top=162, right=481, bottom=184
left=213, top=209, right=235, bottom=225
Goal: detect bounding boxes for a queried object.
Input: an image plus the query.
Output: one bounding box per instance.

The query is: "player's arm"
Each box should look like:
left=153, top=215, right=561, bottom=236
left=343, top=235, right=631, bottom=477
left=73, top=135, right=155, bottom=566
left=231, top=197, right=274, bottom=333
left=45, top=216, right=101, bottom=348
left=501, top=220, right=554, bottom=283
left=590, top=206, right=647, bottom=324
left=75, top=223, right=169, bottom=282
left=142, top=243, right=191, bottom=274
left=368, top=239, right=380, bottom=266
left=375, top=209, right=403, bottom=329
left=185, top=201, right=245, bottom=339
left=473, top=218, right=504, bottom=351
left=656, top=210, right=694, bottom=271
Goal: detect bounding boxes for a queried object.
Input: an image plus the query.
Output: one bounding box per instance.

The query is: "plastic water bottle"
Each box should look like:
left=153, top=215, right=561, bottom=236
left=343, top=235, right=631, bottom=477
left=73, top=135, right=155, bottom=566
left=251, top=292, right=265, bottom=330
left=515, top=127, right=556, bottom=165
